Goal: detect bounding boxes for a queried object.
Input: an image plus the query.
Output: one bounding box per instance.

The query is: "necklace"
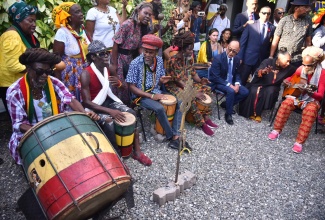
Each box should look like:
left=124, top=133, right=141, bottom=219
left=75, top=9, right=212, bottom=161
left=95, top=6, right=110, bottom=14
left=32, top=88, right=43, bottom=100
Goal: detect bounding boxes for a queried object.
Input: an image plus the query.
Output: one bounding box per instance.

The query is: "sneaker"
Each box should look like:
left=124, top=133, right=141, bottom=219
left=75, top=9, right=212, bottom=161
left=202, top=123, right=214, bottom=136
left=292, top=142, right=302, bottom=153
left=205, top=119, right=218, bottom=128
left=268, top=130, right=279, bottom=140
left=168, top=138, right=180, bottom=149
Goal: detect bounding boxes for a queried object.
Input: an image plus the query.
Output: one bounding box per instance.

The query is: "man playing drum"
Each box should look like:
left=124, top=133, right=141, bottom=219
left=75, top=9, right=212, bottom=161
left=165, top=29, right=218, bottom=136
left=6, top=48, right=99, bottom=165
left=80, top=40, right=152, bottom=166
left=126, top=34, right=191, bottom=151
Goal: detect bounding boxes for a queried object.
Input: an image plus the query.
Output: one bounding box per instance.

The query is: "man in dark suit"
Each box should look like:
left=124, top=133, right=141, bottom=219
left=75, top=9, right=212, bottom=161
left=232, top=0, right=259, bottom=40
left=238, top=6, right=275, bottom=85
left=209, top=40, right=249, bottom=125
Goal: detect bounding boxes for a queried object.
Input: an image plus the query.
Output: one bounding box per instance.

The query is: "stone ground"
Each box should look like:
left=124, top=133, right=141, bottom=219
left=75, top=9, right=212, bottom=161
left=0, top=95, right=324, bottom=219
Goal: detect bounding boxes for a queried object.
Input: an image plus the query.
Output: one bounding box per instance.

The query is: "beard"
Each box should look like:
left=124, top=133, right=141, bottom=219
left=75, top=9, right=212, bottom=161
left=152, top=2, right=163, bottom=20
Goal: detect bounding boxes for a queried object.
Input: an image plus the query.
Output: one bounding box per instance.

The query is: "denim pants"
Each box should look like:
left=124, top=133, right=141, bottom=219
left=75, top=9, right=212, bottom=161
left=140, top=96, right=182, bottom=139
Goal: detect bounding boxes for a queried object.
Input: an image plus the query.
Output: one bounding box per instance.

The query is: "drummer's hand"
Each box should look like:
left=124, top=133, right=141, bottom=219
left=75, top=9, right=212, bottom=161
left=200, top=77, right=210, bottom=85
left=110, top=110, right=126, bottom=123
left=196, top=92, right=206, bottom=101
left=86, top=111, right=100, bottom=121
left=159, top=76, right=172, bottom=84
left=152, top=93, right=166, bottom=101
left=108, top=76, right=120, bottom=87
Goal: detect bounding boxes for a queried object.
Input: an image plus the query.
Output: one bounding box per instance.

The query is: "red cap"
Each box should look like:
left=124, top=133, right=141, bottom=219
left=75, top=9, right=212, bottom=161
left=142, top=34, right=163, bottom=50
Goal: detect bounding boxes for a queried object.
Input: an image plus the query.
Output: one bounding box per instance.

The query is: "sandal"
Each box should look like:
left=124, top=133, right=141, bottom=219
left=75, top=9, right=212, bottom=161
left=132, top=152, right=152, bottom=166
left=255, top=116, right=262, bottom=123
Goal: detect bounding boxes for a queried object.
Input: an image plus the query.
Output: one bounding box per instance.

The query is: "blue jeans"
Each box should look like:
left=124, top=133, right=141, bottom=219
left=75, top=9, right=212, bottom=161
left=215, top=85, right=249, bottom=115
left=140, top=97, right=182, bottom=139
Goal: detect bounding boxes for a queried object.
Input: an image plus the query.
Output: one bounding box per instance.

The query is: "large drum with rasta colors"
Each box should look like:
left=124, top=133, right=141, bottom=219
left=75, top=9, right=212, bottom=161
left=114, top=112, right=136, bottom=157
left=155, top=94, right=177, bottom=135
left=19, top=112, right=131, bottom=220
left=186, top=94, right=212, bottom=123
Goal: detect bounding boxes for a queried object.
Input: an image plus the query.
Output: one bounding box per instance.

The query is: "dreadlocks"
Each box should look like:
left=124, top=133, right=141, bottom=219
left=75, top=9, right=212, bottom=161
left=172, top=28, right=195, bottom=50
left=19, top=48, right=62, bottom=67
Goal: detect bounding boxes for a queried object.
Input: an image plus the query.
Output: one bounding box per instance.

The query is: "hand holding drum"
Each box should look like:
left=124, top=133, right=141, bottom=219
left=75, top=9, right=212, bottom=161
left=86, top=111, right=100, bottom=121
left=196, top=92, right=207, bottom=101
left=110, top=109, right=126, bottom=123
left=200, top=77, right=211, bottom=85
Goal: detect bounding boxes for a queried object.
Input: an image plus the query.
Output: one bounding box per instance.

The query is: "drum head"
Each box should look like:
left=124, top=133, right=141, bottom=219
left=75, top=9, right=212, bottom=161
left=114, top=112, right=136, bottom=126
left=200, top=94, right=212, bottom=105
left=160, top=94, right=177, bottom=105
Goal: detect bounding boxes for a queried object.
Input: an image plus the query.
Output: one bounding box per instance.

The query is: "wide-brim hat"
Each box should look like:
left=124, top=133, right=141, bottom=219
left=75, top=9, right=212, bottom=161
left=290, top=0, right=311, bottom=6
left=142, top=34, right=163, bottom=50
left=87, top=40, right=111, bottom=54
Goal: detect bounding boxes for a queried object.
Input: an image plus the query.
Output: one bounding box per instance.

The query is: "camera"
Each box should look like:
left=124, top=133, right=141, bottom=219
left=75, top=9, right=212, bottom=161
left=198, top=11, right=205, bottom=16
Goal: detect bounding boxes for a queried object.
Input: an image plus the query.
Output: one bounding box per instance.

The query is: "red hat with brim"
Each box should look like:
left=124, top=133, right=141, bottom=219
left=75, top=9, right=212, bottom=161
left=142, top=34, right=163, bottom=50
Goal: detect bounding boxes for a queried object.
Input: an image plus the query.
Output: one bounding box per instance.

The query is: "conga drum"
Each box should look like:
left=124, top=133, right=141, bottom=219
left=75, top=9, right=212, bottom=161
left=186, top=94, right=212, bottom=123
left=114, top=112, right=136, bottom=158
left=19, top=112, right=131, bottom=220
left=155, top=94, right=177, bottom=135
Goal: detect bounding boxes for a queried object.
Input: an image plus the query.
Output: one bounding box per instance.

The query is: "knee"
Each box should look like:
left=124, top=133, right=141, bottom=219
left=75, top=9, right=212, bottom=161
left=282, top=98, right=295, bottom=107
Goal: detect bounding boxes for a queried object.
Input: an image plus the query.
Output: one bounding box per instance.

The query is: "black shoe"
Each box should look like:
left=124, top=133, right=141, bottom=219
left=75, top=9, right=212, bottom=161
left=225, top=113, right=234, bottom=125
left=168, top=139, right=192, bottom=152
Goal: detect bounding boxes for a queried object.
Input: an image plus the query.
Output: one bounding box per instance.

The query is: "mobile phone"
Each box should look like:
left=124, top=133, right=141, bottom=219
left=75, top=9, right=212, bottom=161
left=198, top=11, right=205, bottom=16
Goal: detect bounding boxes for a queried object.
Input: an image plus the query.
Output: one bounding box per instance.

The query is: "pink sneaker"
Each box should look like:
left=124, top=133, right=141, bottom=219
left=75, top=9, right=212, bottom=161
left=292, top=142, right=302, bottom=153
left=205, top=119, right=218, bottom=128
left=268, top=130, right=280, bottom=140
left=202, top=123, right=214, bottom=136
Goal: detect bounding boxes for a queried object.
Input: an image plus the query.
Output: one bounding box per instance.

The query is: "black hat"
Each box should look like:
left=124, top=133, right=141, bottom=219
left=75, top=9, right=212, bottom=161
left=290, top=0, right=311, bottom=6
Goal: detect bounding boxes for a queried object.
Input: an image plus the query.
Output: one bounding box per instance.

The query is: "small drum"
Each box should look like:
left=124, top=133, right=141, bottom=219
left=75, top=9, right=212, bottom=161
left=114, top=112, right=136, bottom=157
left=155, top=94, right=177, bottom=135
left=186, top=94, right=212, bottom=123
left=19, top=112, right=131, bottom=220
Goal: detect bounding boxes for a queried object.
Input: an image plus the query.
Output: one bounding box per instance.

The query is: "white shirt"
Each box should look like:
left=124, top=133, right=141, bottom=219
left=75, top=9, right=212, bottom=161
left=86, top=6, right=120, bottom=48
left=210, top=15, right=230, bottom=40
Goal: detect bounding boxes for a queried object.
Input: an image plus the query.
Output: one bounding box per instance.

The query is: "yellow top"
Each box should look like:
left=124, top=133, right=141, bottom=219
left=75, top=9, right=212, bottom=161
left=0, top=30, right=26, bottom=87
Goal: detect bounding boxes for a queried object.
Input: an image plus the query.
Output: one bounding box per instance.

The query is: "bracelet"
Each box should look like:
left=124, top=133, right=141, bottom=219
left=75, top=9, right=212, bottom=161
left=118, top=80, right=122, bottom=88
left=151, top=93, right=155, bottom=99
left=269, top=56, right=274, bottom=59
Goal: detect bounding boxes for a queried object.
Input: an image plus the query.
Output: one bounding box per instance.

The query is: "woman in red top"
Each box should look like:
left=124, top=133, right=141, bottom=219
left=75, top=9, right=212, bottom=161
left=268, top=46, right=325, bottom=153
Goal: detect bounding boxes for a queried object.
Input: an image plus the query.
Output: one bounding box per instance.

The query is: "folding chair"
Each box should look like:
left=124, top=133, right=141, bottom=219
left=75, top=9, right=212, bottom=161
left=214, top=90, right=226, bottom=120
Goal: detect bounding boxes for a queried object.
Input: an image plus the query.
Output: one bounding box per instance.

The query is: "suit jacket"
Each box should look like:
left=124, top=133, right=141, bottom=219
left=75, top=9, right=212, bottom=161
left=232, top=11, right=259, bottom=39
left=209, top=51, right=242, bottom=91
left=238, top=20, right=276, bottom=66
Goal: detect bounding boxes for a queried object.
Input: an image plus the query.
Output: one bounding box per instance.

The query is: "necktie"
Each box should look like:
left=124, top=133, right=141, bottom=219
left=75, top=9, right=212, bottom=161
left=261, top=24, right=266, bottom=42
left=227, top=58, right=233, bottom=83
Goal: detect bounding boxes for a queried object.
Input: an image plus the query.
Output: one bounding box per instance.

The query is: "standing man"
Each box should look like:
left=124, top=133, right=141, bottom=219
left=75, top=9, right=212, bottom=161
left=80, top=40, right=152, bottom=166
left=269, top=0, right=312, bottom=68
left=207, top=3, right=230, bottom=40
left=238, top=6, right=276, bottom=85
left=273, top=7, right=285, bottom=27
left=232, top=0, right=259, bottom=40
left=126, top=34, right=191, bottom=150
left=209, top=41, right=249, bottom=125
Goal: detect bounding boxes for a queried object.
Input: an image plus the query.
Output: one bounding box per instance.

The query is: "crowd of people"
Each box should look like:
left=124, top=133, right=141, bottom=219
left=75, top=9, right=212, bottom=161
left=1, top=0, right=325, bottom=170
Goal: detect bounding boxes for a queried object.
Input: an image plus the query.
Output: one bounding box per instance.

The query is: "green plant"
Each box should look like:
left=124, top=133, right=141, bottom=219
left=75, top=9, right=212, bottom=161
left=267, top=0, right=277, bottom=3
left=160, top=0, right=176, bottom=48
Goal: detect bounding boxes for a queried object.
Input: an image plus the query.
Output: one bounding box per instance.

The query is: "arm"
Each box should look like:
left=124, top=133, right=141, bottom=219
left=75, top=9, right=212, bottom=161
left=117, top=0, right=128, bottom=23
left=85, top=20, right=95, bottom=41
left=312, top=29, right=325, bottom=48
left=232, top=14, right=245, bottom=36
left=110, top=42, right=119, bottom=76
left=53, top=40, right=65, bottom=57
left=305, top=36, right=312, bottom=47
left=269, top=35, right=280, bottom=58
left=311, top=70, right=325, bottom=101
left=207, top=14, right=218, bottom=26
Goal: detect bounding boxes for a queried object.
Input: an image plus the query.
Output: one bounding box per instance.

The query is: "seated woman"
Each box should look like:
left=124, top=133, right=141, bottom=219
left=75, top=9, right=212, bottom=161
left=6, top=48, right=98, bottom=164
left=239, top=48, right=296, bottom=122
left=268, top=46, right=325, bottom=153
left=196, top=28, right=222, bottom=79
left=165, top=29, right=218, bottom=136
left=218, top=28, right=232, bottom=52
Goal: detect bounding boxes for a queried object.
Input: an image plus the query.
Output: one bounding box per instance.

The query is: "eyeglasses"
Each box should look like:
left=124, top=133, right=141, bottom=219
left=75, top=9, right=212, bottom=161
left=261, top=12, right=271, bottom=15
left=227, top=48, right=238, bottom=55
left=32, top=67, right=54, bottom=76
left=302, top=63, right=315, bottom=67
left=277, top=12, right=284, bottom=15
left=96, top=51, right=110, bottom=58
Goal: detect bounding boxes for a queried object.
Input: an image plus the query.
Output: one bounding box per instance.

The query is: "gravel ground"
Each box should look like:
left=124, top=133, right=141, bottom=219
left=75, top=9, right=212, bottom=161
left=0, top=95, right=325, bottom=220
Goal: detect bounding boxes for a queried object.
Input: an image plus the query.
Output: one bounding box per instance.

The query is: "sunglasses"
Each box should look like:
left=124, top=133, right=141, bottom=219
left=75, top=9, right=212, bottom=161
left=96, top=51, right=110, bottom=58
left=302, top=63, right=315, bottom=67
left=228, top=48, right=238, bottom=55
left=277, top=12, right=284, bottom=15
left=32, top=67, right=54, bottom=76
left=261, top=12, right=271, bottom=15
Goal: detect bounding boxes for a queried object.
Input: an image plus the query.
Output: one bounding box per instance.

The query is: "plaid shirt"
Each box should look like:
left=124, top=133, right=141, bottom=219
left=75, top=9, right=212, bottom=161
left=7, top=76, right=73, bottom=164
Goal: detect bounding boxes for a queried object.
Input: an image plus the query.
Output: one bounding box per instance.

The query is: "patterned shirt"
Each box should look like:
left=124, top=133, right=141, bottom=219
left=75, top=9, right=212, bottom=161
left=126, top=54, right=165, bottom=98
left=6, top=76, right=73, bottom=164
left=275, top=14, right=313, bottom=62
